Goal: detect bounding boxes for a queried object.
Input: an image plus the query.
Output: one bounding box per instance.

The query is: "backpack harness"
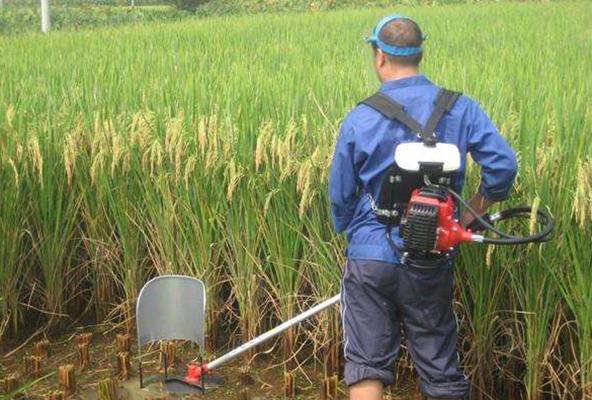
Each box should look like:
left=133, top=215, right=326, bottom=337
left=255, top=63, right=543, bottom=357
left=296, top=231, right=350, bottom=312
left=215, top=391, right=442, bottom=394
left=359, top=88, right=462, bottom=227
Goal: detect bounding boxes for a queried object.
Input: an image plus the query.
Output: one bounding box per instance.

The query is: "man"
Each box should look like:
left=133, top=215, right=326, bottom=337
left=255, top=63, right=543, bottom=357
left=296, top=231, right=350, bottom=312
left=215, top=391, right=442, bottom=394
left=329, top=14, right=517, bottom=400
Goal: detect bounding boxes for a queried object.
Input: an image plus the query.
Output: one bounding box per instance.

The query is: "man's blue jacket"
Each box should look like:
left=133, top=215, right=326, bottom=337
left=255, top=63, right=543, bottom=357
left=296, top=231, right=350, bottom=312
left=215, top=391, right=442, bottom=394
left=329, top=74, right=518, bottom=264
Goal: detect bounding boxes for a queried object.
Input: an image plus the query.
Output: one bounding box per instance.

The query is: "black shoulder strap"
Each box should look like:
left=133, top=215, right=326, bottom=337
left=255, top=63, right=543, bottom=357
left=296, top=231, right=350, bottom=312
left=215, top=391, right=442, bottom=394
left=359, top=88, right=461, bottom=147
left=423, top=89, right=461, bottom=146
left=359, top=92, right=424, bottom=137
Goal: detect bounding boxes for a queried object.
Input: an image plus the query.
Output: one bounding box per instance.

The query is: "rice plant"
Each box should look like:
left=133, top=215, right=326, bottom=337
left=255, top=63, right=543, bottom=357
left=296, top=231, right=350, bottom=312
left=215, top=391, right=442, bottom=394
left=220, top=172, right=264, bottom=364
left=301, top=186, right=344, bottom=378
left=26, top=132, right=80, bottom=324
left=0, top=111, right=27, bottom=338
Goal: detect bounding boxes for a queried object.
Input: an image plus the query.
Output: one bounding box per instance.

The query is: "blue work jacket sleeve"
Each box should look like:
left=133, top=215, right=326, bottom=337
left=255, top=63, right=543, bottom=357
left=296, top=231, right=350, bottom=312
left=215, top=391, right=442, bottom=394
left=467, top=101, right=518, bottom=202
left=329, top=117, right=359, bottom=233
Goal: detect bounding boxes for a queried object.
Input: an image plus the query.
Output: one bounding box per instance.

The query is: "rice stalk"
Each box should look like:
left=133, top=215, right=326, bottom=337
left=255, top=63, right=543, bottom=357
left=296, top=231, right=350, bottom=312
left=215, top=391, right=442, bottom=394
left=0, top=153, right=27, bottom=338
left=26, top=132, right=80, bottom=323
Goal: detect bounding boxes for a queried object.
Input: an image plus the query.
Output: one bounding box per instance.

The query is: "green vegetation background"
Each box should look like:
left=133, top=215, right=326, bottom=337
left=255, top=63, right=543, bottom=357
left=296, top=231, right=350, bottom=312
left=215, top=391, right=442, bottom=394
left=1, top=0, right=527, bottom=34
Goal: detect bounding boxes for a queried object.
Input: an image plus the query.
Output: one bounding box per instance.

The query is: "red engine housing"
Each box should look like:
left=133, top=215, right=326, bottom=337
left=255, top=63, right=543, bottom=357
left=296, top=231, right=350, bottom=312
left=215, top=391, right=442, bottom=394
left=404, top=188, right=474, bottom=252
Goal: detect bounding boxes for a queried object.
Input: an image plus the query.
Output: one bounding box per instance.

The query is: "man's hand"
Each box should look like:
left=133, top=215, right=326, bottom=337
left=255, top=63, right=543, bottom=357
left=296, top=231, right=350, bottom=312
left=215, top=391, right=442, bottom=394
left=460, top=193, right=495, bottom=229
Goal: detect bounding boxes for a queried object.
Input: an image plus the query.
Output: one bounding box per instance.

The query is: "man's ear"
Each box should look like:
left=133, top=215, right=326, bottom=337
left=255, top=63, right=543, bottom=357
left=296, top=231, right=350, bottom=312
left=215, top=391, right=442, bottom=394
left=375, top=48, right=387, bottom=68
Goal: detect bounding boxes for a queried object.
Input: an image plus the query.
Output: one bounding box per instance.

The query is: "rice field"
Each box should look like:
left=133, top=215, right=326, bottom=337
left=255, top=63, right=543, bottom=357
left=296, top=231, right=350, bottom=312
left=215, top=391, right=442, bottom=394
left=1, top=2, right=591, bottom=399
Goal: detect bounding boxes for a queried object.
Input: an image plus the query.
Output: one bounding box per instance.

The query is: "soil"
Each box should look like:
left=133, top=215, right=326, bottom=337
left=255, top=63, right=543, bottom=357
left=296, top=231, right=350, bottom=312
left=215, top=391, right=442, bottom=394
left=1, top=329, right=420, bottom=399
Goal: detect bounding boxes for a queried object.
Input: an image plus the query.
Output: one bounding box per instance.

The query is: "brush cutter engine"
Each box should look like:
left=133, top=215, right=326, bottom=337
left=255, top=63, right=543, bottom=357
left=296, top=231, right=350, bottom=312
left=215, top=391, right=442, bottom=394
left=389, top=141, right=477, bottom=256
left=382, top=141, right=553, bottom=258
left=359, top=88, right=554, bottom=260
left=400, top=185, right=473, bottom=253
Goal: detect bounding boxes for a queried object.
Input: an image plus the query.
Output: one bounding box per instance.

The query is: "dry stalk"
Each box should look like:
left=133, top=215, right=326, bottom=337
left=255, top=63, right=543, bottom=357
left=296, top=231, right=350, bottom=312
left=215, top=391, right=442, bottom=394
left=58, top=364, right=76, bottom=397
left=115, top=333, right=131, bottom=353
left=97, top=377, right=119, bottom=400
left=117, top=352, right=130, bottom=380
left=76, top=343, right=90, bottom=370
left=44, top=391, right=63, bottom=400
left=320, top=374, right=339, bottom=400
left=284, top=371, right=295, bottom=399
left=238, top=388, right=251, bottom=400
left=95, top=264, right=115, bottom=322
left=23, top=355, right=42, bottom=378
left=319, top=379, right=328, bottom=400
left=284, top=327, right=296, bottom=370
left=1, top=374, right=19, bottom=395
left=34, top=339, right=51, bottom=358
left=159, top=341, right=176, bottom=374
left=74, top=332, right=92, bottom=346
left=326, top=337, right=340, bottom=378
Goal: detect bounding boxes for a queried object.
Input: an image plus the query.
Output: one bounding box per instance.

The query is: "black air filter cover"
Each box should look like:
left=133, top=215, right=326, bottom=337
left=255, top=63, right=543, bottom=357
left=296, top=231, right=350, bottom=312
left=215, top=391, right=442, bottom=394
left=400, top=201, right=439, bottom=252
left=375, top=162, right=453, bottom=225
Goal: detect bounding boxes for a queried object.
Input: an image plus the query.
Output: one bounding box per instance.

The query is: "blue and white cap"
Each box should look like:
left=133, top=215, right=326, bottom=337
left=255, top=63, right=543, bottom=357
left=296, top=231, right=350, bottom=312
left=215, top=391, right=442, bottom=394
left=365, top=14, right=425, bottom=56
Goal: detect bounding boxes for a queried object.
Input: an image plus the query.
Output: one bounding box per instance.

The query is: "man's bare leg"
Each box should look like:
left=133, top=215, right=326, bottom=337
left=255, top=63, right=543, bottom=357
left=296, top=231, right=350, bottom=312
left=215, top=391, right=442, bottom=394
left=349, top=379, right=383, bottom=400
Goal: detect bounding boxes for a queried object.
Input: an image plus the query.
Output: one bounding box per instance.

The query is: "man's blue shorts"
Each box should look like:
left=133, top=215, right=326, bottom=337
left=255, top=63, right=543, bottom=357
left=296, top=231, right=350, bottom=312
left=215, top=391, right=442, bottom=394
left=340, top=258, right=470, bottom=398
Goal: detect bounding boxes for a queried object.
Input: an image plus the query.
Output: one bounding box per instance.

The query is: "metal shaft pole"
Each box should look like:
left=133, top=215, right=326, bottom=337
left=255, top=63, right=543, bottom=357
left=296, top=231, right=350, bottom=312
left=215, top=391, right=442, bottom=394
left=40, top=0, right=50, bottom=34
left=206, top=294, right=340, bottom=370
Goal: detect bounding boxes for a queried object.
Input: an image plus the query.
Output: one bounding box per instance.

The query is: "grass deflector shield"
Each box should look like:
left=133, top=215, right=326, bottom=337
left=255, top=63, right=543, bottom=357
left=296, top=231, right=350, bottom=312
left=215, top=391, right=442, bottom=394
left=135, top=277, right=340, bottom=394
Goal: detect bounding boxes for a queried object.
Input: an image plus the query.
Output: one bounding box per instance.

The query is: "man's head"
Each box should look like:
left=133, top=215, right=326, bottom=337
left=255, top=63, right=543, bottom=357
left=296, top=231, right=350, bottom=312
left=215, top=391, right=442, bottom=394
left=366, top=15, right=425, bottom=82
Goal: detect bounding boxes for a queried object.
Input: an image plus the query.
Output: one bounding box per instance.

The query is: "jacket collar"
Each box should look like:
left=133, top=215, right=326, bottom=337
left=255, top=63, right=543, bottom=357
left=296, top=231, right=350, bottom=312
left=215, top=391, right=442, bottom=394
left=379, top=74, right=432, bottom=91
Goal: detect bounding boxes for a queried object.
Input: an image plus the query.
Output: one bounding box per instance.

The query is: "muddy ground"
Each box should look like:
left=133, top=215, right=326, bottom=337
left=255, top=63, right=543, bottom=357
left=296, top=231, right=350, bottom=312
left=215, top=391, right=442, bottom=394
left=1, top=329, right=420, bottom=399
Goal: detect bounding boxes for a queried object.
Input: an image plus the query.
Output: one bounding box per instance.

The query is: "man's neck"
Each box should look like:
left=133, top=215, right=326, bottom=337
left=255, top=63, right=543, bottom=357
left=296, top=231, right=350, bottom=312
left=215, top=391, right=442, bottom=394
left=381, top=67, right=420, bottom=82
